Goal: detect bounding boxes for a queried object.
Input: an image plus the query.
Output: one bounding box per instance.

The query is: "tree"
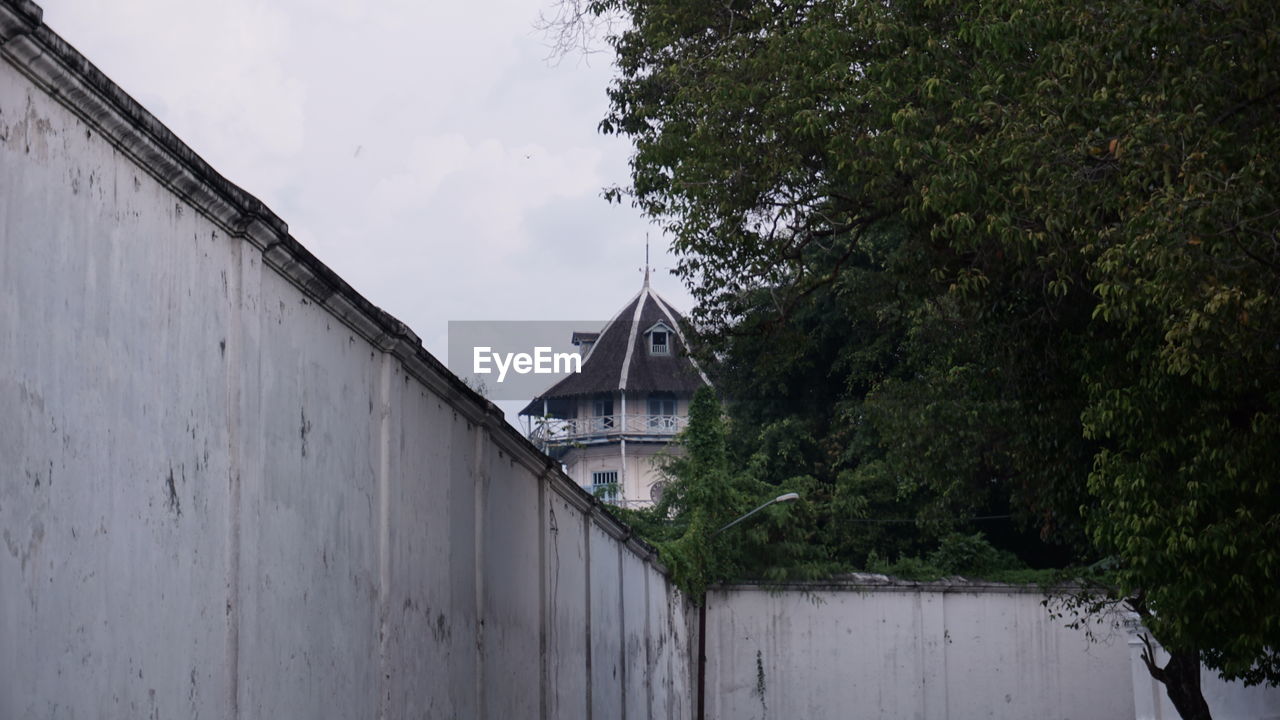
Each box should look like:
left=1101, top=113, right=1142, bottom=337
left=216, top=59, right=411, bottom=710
left=615, top=387, right=824, bottom=600
left=708, top=220, right=1091, bottom=569
left=576, top=0, right=1280, bottom=716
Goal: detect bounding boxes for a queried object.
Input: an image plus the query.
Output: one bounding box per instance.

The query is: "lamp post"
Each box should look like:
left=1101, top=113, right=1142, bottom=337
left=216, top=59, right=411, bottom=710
left=711, top=492, right=800, bottom=537
left=697, top=492, right=800, bottom=720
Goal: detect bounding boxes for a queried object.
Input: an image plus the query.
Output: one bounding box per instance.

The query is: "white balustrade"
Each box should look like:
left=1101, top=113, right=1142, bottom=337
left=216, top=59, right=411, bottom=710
left=529, top=413, right=688, bottom=446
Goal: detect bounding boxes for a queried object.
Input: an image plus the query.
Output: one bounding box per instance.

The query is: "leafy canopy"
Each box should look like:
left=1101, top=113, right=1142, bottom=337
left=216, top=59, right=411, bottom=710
left=613, top=387, right=829, bottom=601
left=591, top=0, right=1280, bottom=687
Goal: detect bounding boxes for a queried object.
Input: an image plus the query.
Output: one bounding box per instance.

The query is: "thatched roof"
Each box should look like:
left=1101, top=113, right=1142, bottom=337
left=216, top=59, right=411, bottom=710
left=519, top=281, right=710, bottom=417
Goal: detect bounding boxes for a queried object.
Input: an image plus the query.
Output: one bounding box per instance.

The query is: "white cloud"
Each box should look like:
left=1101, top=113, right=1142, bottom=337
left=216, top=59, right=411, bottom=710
left=45, top=0, right=306, bottom=195
left=37, top=0, right=696, bottom=403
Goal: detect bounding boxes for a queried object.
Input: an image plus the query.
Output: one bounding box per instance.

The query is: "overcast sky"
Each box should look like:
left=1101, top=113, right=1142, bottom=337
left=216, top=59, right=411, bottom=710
left=37, top=0, right=694, bottom=424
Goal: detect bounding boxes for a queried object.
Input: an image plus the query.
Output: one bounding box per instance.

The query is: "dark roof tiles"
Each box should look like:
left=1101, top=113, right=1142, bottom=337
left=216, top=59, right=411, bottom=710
left=519, top=284, right=709, bottom=416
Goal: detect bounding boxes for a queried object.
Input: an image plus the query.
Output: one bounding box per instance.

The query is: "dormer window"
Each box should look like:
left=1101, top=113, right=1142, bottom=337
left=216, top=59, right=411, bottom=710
left=572, top=331, right=600, bottom=358
left=651, top=330, right=668, bottom=355
left=644, top=321, right=674, bottom=356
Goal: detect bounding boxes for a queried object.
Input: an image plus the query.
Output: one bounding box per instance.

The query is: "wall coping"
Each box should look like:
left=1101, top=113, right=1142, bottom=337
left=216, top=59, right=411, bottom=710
left=714, top=573, right=1083, bottom=596
left=0, top=0, right=666, bottom=576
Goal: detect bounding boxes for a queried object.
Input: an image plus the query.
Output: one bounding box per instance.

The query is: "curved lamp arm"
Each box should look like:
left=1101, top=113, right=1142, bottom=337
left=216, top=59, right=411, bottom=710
left=711, top=492, right=800, bottom=538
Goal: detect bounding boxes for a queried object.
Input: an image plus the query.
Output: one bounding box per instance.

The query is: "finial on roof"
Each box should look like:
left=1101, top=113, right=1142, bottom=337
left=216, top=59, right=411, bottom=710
left=644, top=233, right=651, bottom=287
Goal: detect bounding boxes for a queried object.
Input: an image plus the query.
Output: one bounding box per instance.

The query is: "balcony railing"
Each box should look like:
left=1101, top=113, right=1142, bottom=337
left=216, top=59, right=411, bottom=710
left=530, top=413, right=688, bottom=446
left=596, top=496, right=654, bottom=509
left=584, top=483, right=655, bottom=509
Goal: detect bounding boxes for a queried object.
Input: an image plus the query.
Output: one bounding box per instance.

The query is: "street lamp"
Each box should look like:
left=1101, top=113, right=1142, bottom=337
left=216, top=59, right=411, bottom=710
left=698, top=491, right=801, bottom=720
left=711, top=492, right=801, bottom=537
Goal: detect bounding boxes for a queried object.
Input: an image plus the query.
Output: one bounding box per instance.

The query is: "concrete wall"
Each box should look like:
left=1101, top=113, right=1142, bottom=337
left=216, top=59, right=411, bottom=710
left=705, top=580, right=1136, bottom=720
left=0, top=3, right=690, bottom=718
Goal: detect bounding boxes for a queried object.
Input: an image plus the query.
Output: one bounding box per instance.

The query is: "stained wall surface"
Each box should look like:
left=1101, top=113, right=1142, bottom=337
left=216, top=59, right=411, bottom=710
left=705, top=582, right=1136, bottom=720
left=0, top=3, right=690, bottom=718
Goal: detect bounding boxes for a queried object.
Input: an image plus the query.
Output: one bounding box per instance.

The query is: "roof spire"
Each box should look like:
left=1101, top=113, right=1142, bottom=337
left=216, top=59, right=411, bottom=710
left=644, top=233, right=651, bottom=287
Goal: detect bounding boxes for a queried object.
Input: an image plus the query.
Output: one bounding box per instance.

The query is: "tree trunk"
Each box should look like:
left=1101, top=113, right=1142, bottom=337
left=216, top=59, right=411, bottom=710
left=1159, top=650, right=1213, bottom=720
left=1139, top=635, right=1213, bottom=720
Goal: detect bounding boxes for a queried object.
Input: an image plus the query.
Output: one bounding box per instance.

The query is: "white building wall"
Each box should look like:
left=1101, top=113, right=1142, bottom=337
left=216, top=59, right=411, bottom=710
left=561, top=441, right=675, bottom=507
left=568, top=442, right=624, bottom=490
left=626, top=444, right=669, bottom=500
left=0, top=8, right=690, bottom=718
left=481, top=448, right=544, bottom=718
left=560, top=390, right=689, bottom=506
left=705, top=582, right=1136, bottom=720
left=648, top=564, right=690, bottom=720
left=590, top=522, right=626, bottom=718
left=547, top=490, right=591, bottom=719
left=622, top=549, right=651, bottom=713
left=238, top=266, right=388, bottom=718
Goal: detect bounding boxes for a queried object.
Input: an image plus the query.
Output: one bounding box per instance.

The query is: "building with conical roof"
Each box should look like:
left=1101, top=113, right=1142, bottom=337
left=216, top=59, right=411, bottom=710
left=520, top=272, right=710, bottom=506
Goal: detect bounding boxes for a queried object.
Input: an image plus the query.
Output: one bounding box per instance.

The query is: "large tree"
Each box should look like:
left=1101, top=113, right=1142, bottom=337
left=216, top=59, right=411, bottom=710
left=576, top=0, right=1280, bottom=716
left=708, top=220, right=1092, bottom=570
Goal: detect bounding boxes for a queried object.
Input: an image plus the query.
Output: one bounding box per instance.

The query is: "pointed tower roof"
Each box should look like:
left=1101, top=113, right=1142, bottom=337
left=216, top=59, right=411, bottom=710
left=518, top=283, right=710, bottom=417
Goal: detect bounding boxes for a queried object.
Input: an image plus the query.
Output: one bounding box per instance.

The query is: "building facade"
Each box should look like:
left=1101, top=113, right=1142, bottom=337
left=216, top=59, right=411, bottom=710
left=521, top=273, right=710, bottom=506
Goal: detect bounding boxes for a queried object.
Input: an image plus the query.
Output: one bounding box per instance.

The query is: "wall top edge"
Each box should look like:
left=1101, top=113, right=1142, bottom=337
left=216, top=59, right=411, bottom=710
left=545, top=472, right=668, bottom=572
left=714, top=574, right=1084, bottom=595
left=0, top=6, right=288, bottom=238
left=0, top=0, right=38, bottom=24
left=0, top=0, right=676, bottom=582
left=8, top=0, right=38, bottom=23
left=0, top=0, right=498, bottom=463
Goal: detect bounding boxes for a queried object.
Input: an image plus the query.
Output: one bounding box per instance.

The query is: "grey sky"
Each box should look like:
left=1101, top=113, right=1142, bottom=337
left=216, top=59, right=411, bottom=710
left=37, top=0, right=695, bottom=425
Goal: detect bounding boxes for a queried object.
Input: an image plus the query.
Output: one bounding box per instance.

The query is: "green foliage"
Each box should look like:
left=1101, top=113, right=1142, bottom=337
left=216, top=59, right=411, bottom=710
left=618, top=388, right=835, bottom=600
left=865, top=532, right=1058, bottom=585
left=593, top=0, right=1280, bottom=687
left=929, top=532, right=1022, bottom=578
left=706, top=221, right=1090, bottom=573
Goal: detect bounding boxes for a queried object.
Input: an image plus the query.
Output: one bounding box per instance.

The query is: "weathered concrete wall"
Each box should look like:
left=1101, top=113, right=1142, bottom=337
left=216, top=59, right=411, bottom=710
left=0, top=2, right=690, bottom=718
left=705, top=580, right=1135, bottom=720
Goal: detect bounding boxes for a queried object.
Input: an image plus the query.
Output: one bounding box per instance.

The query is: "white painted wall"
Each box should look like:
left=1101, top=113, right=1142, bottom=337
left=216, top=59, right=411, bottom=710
left=0, top=5, right=690, bottom=718
left=705, top=581, right=1136, bottom=720
left=563, top=391, right=687, bottom=506
left=562, top=437, right=673, bottom=506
